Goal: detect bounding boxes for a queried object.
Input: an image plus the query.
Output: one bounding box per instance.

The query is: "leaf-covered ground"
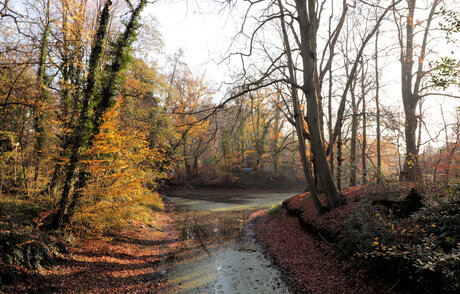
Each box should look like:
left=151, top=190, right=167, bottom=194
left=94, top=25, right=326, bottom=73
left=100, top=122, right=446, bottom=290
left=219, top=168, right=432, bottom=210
left=1, top=202, right=181, bottom=293
left=249, top=186, right=411, bottom=294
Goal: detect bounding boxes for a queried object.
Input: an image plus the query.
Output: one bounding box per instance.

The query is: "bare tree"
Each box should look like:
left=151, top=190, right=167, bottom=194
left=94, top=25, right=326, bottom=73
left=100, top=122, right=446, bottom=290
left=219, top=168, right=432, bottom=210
left=393, top=0, right=439, bottom=181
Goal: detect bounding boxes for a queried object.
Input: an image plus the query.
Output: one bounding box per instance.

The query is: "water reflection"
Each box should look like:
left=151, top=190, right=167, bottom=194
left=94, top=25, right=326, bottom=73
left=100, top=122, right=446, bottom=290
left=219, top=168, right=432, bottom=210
left=161, top=192, right=295, bottom=294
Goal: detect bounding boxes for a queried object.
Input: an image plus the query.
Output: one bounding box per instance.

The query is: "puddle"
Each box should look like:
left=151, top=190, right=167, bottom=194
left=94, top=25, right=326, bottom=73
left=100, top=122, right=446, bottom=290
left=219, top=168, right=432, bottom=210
left=162, top=192, right=297, bottom=293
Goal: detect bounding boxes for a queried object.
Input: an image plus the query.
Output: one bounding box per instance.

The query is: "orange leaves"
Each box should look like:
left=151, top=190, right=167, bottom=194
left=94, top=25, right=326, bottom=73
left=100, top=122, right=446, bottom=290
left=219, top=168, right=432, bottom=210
left=76, top=95, right=166, bottom=233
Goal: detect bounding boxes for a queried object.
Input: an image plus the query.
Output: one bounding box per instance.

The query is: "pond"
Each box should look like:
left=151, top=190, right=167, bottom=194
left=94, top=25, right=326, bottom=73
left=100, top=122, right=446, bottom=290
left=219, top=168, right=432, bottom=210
left=162, top=191, right=299, bottom=293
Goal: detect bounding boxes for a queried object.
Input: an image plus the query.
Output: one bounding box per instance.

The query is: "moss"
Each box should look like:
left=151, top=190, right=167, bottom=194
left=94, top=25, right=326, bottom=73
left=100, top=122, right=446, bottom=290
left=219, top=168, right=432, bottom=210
left=269, top=203, right=283, bottom=215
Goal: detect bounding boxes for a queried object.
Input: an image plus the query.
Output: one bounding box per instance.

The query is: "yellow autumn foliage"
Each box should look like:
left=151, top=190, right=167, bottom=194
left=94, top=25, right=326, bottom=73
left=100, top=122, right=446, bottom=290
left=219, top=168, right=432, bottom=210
left=73, top=97, right=167, bottom=235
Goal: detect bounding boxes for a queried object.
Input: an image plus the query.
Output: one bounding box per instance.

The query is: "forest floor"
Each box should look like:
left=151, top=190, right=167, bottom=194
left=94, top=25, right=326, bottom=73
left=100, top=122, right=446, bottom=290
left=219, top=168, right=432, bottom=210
left=2, top=183, right=458, bottom=293
left=248, top=184, right=416, bottom=294
left=0, top=201, right=183, bottom=293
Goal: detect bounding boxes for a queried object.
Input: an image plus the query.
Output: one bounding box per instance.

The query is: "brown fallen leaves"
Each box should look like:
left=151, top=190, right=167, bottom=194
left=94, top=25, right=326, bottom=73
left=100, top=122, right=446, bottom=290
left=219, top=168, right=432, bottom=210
left=249, top=185, right=409, bottom=294
left=3, top=202, right=181, bottom=293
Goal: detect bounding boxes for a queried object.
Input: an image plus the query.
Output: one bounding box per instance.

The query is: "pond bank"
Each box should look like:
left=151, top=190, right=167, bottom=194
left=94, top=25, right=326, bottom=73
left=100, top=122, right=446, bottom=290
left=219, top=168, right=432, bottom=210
left=161, top=190, right=295, bottom=293
left=249, top=208, right=394, bottom=294
left=248, top=185, right=424, bottom=294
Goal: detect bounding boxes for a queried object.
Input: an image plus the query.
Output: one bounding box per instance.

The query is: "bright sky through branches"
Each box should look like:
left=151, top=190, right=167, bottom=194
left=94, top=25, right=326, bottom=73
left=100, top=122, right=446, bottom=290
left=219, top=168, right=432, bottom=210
left=146, top=0, right=459, bottom=152
left=145, top=0, right=239, bottom=85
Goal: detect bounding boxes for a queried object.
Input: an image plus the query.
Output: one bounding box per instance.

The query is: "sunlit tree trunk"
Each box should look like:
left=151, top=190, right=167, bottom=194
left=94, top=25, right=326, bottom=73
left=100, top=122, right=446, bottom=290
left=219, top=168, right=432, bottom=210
left=52, top=0, right=147, bottom=229
left=296, top=0, right=341, bottom=209
left=51, top=0, right=113, bottom=230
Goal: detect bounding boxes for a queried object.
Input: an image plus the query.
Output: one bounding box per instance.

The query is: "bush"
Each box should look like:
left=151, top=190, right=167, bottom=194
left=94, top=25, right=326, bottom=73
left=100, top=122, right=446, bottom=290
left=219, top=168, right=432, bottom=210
left=70, top=191, right=164, bottom=237
left=340, top=193, right=460, bottom=293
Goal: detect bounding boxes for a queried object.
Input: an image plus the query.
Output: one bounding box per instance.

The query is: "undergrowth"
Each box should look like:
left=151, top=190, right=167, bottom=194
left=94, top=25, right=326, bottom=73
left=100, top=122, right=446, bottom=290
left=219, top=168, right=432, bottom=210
left=70, top=191, right=164, bottom=237
left=340, top=183, right=460, bottom=293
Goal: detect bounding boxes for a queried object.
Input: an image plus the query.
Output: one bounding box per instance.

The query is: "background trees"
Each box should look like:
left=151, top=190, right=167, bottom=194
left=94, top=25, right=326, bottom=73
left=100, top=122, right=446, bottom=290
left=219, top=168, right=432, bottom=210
left=0, top=0, right=459, bottom=231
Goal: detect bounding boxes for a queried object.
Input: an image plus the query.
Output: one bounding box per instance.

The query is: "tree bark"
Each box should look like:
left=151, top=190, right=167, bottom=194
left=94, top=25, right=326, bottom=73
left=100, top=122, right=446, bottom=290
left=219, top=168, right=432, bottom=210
left=51, top=0, right=113, bottom=230
left=349, top=81, right=358, bottom=187
left=296, top=0, right=341, bottom=209
left=361, top=59, right=367, bottom=184
left=337, top=130, right=343, bottom=193
left=398, top=0, right=438, bottom=182
left=33, top=0, right=51, bottom=184
left=63, top=0, right=148, bottom=225
left=375, top=29, right=381, bottom=177
left=278, top=0, right=324, bottom=212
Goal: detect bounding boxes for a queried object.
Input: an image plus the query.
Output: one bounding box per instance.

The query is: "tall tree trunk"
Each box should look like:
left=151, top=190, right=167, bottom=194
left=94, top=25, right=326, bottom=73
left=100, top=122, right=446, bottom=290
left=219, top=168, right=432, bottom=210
left=375, top=29, right=381, bottom=177
left=337, top=129, right=343, bottom=193
left=272, top=93, right=282, bottom=175
left=51, top=0, right=113, bottom=230
left=278, top=0, right=324, bottom=213
left=184, top=142, right=191, bottom=179
left=296, top=0, right=341, bottom=209
left=361, top=60, right=367, bottom=184
left=33, top=0, right=51, bottom=184
left=193, top=155, right=199, bottom=176
left=398, top=0, right=438, bottom=182
left=328, top=61, right=334, bottom=178
left=349, top=82, right=358, bottom=186
left=63, top=0, right=148, bottom=225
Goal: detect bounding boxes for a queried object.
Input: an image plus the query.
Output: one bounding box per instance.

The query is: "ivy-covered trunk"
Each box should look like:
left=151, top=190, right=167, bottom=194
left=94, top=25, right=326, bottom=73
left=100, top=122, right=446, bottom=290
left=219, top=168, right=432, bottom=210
left=50, top=0, right=113, bottom=230
left=33, top=0, right=51, bottom=184
left=62, top=0, right=148, bottom=225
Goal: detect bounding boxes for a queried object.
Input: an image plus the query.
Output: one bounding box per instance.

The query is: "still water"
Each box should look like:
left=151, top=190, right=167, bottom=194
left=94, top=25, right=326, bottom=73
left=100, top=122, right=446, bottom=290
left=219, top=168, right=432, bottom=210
left=162, top=191, right=297, bottom=294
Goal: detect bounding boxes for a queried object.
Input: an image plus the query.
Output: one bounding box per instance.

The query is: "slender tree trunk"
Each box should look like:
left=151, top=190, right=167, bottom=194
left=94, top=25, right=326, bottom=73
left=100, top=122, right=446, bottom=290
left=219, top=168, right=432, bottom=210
left=273, top=94, right=282, bottom=175
left=193, top=156, right=198, bottom=176
left=184, top=143, right=191, bottom=179
left=349, top=82, right=357, bottom=186
left=337, top=129, right=343, bottom=193
left=327, top=1, right=399, bottom=156
left=33, top=0, right=51, bottom=184
left=416, top=101, right=423, bottom=155
left=375, top=29, right=381, bottom=177
left=328, top=63, right=334, bottom=178
left=361, top=60, right=367, bottom=184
